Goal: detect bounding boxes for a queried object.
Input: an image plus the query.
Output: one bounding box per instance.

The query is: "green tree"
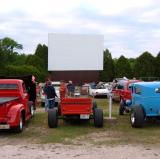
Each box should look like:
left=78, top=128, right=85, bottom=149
left=0, top=37, right=23, bottom=53
left=99, top=49, right=115, bottom=81
left=25, top=54, right=44, bottom=71
left=4, top=65, right=44, bottom=82
left=134, top=51, right=156, bottom=78
left=0, top=47, right=6, bottom=69
left=128, top=58, right=136, bottom=71
left=115, top=55, right=132, bottom=78
left=35, top=44, right=48, bottom=70
left=12, top=54, right=27, bottom=66
left=155, top=52, right=160, bottom=77
left=0, top=37, right=48, bottom=82
left=0, top=37, right=23, bottom=66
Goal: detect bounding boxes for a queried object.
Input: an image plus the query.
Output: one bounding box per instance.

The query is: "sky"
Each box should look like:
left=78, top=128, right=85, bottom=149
left=0, top=0, right=160, bottom=58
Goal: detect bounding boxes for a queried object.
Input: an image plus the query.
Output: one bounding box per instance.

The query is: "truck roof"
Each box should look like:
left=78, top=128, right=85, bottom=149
left=0, top=79, right=23, bottom=84
left=134, top=81, right=160, bottom=88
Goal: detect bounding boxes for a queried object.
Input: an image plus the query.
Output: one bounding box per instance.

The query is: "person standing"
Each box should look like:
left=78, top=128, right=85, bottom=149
left=43, top=81, right=58, bottom=109
left=28, top=75, right=37, bottom=110
left=43, top=79, right=49, bottom=111
left=67, top=80, right=75, bottom=96
left=60, top=80, right=67, bottom=98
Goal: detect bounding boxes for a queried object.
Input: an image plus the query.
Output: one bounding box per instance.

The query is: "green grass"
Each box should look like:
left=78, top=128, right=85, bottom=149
left=1, top=98, right=160, bottom=145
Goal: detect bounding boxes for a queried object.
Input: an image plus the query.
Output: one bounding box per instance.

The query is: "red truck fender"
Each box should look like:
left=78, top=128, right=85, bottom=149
left=7, top=104, right=25, bottom=127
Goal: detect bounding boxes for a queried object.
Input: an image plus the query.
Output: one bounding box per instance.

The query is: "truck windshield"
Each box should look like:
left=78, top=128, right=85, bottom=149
left=0, top=84, right=18, bottom=90
left=135, top=87, right=141, bottom=95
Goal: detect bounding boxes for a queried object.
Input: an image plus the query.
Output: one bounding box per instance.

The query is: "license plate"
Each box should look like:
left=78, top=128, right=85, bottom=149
left=80, top=114, right=90, bottom=119
left=0, top=124, right=10, bottom=129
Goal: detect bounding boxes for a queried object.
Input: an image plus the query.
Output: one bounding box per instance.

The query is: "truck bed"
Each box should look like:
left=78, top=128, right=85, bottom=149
left=61, top=97, right=92, bottom=115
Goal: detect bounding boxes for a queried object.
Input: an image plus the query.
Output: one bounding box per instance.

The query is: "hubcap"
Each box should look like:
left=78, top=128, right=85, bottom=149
left=131, top=113, right=135, bottom=124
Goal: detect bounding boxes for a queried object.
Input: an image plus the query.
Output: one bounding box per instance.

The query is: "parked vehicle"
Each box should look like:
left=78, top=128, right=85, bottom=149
left=0, top=79, right=34, bottom=132
left=81, top=83, right=89, bottom=95
left=125, top=82, right=160, bottom=128
left=52, top=81, right=60, bottom=98
left=48, top=84, right=103, bottom=128
left=89, top=83, right=109, bottom=97
left=112, top=79, right=140, bottom=102
left=39, top=83, right=45, bottom=106
left=52, top=81, right=60, bottom=106
left=40, top=81, right=60, bottom=106
left=117, top=80, right=141, bottom=115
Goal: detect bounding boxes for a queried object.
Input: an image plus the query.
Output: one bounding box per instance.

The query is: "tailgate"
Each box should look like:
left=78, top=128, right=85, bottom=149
left=61, top=98, right=92, bottom=115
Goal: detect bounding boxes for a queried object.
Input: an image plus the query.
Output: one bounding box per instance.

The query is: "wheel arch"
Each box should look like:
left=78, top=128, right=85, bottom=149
left=21, top=109, right=26, bottom=124
left=132, top=104, right=146, bottom=117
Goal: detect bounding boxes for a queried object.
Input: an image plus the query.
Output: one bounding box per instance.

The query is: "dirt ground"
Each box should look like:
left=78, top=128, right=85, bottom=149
left=0, top=107, right=160, bottom=159
left=0, top=141, right=160, bottom=159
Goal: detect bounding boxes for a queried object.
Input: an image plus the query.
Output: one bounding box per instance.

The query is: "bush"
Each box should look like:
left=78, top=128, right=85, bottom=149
left=4, top=65, right=46, bottom=82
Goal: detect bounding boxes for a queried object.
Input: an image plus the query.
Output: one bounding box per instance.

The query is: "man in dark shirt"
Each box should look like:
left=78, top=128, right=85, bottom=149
left=28, top=82, right=36, bottom=110
left=28, top=75, right=37, bottom=110
left=67, top=80, right=75, bottom=96
left=43, top=81, right=57, bottom=109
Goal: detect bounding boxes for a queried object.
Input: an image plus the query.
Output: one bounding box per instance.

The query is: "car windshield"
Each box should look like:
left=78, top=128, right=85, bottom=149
left=91, top=84, right=105, bottom=89
left=96, top=85, right=105, bottom=89
left=0, top=83, right=18, bottom=90
left=90, top=84, right=96, bottom=89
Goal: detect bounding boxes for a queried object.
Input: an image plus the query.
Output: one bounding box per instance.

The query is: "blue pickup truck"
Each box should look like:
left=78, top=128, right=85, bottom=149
left=125, top=82, right=160, bottom=128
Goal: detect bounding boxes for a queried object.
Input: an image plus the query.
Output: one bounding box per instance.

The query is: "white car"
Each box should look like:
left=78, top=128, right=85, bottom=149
left=52, top=81, right=60, bottom=98
left=52, top=81, right=60, bottom=104
left=39, top=83, right=45, bottom=106
left=89, top=84, right=109, bottom=97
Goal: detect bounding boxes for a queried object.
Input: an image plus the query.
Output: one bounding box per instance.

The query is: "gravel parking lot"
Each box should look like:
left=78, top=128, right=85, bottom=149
left=1, top=103, right=160, bottom=159
left=0, top=143, right=160, bottom=159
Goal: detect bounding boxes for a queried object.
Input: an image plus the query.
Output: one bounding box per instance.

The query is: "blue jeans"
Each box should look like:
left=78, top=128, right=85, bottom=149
left=44, top=96, right=48, bottom=111
left=48, top=99, right=55, bottom=109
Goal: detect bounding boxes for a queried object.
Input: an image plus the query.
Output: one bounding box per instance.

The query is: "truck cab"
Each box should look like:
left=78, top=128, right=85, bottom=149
left=0, top=79, right=34, bottom=132
left=126, top=82, right=160, bottom=127
left=112, top=79, right=140, bottom=102
left=118, top=80, right=141, bottom=115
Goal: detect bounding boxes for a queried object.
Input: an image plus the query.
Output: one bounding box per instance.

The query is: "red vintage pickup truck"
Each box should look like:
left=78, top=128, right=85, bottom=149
left=0, top=79, right=34, bottom=132
left=112, top=79, right=141, bottom=102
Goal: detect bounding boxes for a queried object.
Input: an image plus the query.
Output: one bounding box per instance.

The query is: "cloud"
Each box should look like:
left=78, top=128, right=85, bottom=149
left=0, top=0, right=160, bottom=57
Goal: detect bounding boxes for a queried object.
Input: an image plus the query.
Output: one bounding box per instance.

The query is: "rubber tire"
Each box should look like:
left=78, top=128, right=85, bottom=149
left=119, top=100, right=125, bottom=115
left=94, top=108, right=103, bottom=128
left=15, top=113, right=24, bottom=133
left=48, top=108, right=58, bottom=128
left=130, top=106, right=144, bottom=128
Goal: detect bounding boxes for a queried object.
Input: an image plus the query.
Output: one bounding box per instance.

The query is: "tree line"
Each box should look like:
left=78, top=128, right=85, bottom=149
left=0, top=37, right=48, bottom=82
left=100, top=49, right=160, bottom=82
left=0, top=37, right=159, bottom=82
